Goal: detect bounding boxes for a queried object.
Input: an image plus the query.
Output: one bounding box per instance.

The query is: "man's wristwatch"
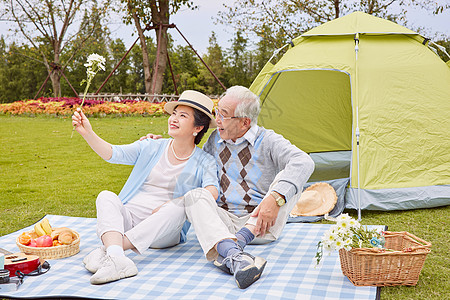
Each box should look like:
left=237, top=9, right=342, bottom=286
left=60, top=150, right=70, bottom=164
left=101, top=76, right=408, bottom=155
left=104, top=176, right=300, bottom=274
left=271, top=191, right=286, bottom=207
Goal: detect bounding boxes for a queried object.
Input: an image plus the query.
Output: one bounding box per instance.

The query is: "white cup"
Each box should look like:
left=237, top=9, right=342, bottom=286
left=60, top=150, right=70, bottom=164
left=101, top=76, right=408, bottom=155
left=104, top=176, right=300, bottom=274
left=0, top=253, right=4, bottom=269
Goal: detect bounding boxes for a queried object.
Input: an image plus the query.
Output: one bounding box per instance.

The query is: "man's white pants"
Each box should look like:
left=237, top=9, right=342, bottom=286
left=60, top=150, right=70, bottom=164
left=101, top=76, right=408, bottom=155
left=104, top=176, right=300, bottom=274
left=182, top=172, right=301, bottom=261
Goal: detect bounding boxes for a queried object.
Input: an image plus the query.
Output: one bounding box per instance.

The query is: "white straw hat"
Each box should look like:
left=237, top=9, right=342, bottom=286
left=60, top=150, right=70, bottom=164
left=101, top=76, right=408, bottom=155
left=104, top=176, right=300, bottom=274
left=290, top=182, right=338, bottom=217
left=164, top=90, right=217, bottom=128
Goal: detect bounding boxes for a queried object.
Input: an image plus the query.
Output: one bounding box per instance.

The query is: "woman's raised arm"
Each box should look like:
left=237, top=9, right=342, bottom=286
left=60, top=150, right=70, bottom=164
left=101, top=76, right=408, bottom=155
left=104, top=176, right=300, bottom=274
left=72, top=108, right=112, bottom=160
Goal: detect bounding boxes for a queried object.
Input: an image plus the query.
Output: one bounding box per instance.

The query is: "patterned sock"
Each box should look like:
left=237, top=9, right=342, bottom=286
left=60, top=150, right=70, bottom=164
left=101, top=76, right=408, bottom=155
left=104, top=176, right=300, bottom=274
left=235, top=227, right=255, bottom=249
left=106, top=245, right=125, bottom=257
left=217, top=239, right=240, bottom=258
left=217, top=239, right=242, bottom=270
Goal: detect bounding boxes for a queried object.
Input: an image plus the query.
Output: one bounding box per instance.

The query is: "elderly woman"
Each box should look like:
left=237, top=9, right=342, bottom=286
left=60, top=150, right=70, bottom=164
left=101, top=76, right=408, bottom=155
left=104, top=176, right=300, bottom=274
left=72, top=90, right=219, bottom=285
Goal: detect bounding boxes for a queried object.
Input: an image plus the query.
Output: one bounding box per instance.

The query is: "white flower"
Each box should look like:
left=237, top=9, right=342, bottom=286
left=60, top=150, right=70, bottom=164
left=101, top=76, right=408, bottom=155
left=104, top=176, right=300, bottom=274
left=86, top=69, right=96, bottom=78
left=337, top=219, right=350, bottom=231
left=323, top=230, right=335, bottom=243
left=72, top=53, right=105, bottom=138
left=86, top=53, right=105, bottom=66
left=84, top=53, right=106, bottom=71
left=343, top=238, right=352, bottom=251
left=348, top=218, right=360, bottom=229
left=336, top=213, right=350, bottom=222
left=335, top=239, right=345, bottom=250
left=330, top=224, right=340, bottom=233
left=323, top=240, right=335, bottom=251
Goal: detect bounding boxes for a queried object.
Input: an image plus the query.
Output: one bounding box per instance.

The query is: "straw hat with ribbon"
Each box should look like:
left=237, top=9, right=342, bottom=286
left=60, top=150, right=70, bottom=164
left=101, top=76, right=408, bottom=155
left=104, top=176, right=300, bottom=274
left=164, top=90, right=217, bottom=128
left=290, top=182, right=338, bottom=217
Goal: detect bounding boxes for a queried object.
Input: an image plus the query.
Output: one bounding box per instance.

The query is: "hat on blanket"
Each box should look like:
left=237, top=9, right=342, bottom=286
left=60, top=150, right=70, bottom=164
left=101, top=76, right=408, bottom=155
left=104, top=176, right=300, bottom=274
left=164, top=90, right=217, bottom=128
left=290, top=182, right=338, bottom=217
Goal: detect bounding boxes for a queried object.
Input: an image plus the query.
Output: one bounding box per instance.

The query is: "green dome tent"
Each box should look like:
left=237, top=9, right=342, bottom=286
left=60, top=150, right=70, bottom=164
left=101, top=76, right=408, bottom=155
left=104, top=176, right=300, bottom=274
left=250, top=11, right=450, bottom=217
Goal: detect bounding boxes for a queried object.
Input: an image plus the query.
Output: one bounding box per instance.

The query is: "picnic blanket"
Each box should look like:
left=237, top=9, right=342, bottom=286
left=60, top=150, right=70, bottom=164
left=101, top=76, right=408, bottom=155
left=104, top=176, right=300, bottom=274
left=0, top=215, right=381, bottom=299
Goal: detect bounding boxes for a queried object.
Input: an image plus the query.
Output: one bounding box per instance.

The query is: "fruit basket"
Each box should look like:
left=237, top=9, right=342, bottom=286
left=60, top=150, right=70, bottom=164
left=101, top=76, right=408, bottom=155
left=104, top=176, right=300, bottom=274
left=338, top=231, right=431, bottom=286
left=16, top=230, right=80, bottom=260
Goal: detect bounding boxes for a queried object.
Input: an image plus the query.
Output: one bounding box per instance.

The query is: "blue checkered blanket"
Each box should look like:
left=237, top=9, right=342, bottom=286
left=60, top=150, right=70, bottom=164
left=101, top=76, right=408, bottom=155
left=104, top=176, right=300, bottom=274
left=0, top=215, right=381, bottom=299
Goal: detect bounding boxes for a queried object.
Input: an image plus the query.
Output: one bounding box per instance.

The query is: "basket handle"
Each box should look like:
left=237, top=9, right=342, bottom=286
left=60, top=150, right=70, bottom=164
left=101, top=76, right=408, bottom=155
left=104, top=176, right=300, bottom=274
left=384, top=231, right=431, bottom=252
left=403, top=231, right=431, bottom=251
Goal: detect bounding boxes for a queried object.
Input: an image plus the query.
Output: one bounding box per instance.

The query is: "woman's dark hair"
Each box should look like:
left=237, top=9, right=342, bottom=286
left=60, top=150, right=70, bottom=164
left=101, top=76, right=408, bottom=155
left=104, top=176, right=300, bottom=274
left=174, top=105, right=211, bottom=145
left=192, top=108, right=211, bottom=145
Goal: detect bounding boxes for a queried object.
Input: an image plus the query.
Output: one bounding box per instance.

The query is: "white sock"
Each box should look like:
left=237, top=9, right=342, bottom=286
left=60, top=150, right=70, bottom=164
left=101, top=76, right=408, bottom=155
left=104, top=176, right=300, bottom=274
left=106, top=245, right=125, bottom=257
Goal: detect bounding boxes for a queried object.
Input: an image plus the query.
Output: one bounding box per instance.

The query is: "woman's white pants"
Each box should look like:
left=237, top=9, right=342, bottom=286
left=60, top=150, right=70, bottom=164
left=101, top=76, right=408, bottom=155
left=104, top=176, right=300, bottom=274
left=96, top=190, right=186, bottom=254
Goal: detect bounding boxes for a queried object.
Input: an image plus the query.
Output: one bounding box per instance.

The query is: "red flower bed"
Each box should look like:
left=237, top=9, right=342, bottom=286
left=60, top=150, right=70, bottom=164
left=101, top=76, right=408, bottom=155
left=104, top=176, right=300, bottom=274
left=0, top=97, right=167, bottom=116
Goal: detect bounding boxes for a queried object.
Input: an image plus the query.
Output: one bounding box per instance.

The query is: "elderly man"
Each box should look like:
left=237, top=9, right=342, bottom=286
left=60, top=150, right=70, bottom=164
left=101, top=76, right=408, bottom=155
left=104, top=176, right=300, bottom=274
left=143, top=86, right=314, bottom=289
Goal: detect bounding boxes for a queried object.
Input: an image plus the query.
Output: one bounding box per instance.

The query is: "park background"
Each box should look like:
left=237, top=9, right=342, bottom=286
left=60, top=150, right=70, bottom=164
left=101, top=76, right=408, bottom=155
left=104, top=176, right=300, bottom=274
left=0, top=1, right=449, bottom=299
left=0, top=0, right=449, bottom=102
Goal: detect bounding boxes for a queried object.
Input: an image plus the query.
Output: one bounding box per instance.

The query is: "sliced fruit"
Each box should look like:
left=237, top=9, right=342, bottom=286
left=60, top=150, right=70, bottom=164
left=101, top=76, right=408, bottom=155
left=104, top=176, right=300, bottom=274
left=34, top=222, right=46, bottom=237
left=41, top=218, right=52, bottom=235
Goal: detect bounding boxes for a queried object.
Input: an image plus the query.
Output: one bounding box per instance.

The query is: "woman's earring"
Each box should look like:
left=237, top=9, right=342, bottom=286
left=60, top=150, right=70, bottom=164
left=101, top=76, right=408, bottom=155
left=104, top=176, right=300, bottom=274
left=193, top=132, right=198, bottom=137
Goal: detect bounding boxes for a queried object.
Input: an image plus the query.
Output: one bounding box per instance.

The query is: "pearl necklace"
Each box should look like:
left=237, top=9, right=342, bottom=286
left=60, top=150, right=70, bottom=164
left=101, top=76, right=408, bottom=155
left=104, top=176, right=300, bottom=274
left=170, top=140, right=195, bottom=161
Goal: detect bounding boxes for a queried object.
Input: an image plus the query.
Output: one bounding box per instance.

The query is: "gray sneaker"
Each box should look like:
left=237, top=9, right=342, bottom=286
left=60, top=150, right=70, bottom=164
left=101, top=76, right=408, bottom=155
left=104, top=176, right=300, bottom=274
left=83, top=246, right=106, bottom=273
left=214, top=252, right=267, bottom=289
left=90, top=255, right=138, bottom=285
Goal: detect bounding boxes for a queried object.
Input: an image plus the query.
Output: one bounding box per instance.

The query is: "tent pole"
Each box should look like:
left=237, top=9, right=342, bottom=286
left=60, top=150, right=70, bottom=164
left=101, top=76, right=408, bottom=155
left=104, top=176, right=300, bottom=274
left=356, top=119, right=361, bottom=221
left=354, top=33, right=361, bottom=221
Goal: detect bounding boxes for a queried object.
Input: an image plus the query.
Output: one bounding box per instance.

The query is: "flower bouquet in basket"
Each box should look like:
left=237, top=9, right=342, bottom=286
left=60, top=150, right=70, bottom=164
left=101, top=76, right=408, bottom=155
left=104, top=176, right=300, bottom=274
left=315, top=213, right=431, bottom=287
left=315, top=213, right=384, bottom=265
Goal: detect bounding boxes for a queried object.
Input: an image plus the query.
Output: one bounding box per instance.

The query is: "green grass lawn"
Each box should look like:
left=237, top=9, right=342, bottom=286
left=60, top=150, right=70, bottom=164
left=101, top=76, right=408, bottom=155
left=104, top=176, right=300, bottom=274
left=0, top=114, right=448, bottom=299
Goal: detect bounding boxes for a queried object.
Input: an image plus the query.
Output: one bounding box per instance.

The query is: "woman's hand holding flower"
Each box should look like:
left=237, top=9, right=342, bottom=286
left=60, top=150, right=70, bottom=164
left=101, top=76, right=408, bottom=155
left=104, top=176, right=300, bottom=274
left=72, top=108, right=93, bottom=137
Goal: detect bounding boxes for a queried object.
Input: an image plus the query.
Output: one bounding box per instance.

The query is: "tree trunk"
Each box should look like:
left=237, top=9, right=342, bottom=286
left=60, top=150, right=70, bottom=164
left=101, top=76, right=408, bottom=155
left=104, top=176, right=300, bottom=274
left=151, top=25, right=169, bottom=94
left=49, top=49, right=62, bottom=97
left=130, top=6, right=152, bottom=94
left=150, top=0, right=170, bottom=95
left=50, top=71, right=62, bottom=97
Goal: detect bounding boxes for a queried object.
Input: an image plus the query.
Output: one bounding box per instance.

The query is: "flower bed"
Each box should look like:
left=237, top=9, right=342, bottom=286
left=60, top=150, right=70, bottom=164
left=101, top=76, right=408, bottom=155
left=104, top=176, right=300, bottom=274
left=0, top=97, right=168, bottom=117
left=0, top=97, right=219, bottom=117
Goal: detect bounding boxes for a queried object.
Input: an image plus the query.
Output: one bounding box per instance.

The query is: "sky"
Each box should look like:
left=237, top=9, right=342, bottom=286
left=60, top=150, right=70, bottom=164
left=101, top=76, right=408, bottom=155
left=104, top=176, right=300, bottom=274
left=108, top=0, right=235, bottom=54
left=1, top=0, right=449, bottom=55
left=108, top=0, right=450, bottom=54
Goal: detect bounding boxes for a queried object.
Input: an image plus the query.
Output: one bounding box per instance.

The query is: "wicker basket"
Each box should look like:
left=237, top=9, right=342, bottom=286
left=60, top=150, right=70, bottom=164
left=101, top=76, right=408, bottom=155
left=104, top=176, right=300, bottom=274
left=339, top=231, right=431, bottom=286
left=16, top=230, right=80, bottom=260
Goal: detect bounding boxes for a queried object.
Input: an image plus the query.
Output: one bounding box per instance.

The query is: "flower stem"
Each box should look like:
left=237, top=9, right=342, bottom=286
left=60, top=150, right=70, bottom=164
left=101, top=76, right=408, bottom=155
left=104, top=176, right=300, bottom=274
left=71, top=81, right=91, bottom=138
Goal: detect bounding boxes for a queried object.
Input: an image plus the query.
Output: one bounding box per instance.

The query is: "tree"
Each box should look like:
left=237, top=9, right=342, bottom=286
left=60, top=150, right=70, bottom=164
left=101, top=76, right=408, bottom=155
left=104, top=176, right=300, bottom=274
left=63, top=3, right=111, bottom=96
left=433, top=37, right=450, bottom=62
left=224, top=31, right=258, bottom=88
left=106, top=38, right=131, bottom=94
left=254, top=25, right=278, bottom=71
left=161, top=35, right=200, bottom=94
left=0, top=40, right=47, bottom=102
left=198, top=32, right=227, bottom=95
left=216, top=0, right=449, bottom=47
left=2, top=0, right=111, bottom=97
left=121, top=0, right=196, bottom=94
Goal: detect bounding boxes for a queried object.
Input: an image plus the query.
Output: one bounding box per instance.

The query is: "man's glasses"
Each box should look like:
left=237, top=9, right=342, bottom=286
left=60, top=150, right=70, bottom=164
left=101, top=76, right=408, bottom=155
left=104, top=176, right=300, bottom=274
left=214, top=111, right=241, bottom=121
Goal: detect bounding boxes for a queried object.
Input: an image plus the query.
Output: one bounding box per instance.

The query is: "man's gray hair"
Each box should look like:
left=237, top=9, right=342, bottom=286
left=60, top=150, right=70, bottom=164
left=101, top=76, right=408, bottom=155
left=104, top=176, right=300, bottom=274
left=221, top=86, right=261, bottom=126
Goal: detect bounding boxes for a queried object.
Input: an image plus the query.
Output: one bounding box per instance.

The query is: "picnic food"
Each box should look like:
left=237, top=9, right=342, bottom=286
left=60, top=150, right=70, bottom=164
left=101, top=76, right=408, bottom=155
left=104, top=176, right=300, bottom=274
left=34, top=218, right=52, bottom=236
left=40, top=218, right=53, bottom=235
left=53, top=228, right=77, bottom=245
left=18, top=232, right=32, bottom=246
left=35, top=235, right=53, bottom=247
left=16, top=219, right=80, bottom=259
left=18, top=219, right=78, bottom=247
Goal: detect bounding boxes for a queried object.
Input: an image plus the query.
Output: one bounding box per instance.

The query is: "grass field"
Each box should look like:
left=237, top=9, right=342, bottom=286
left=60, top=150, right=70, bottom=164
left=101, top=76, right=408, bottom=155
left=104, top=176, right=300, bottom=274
left=0, top=114, right=448, bottom=299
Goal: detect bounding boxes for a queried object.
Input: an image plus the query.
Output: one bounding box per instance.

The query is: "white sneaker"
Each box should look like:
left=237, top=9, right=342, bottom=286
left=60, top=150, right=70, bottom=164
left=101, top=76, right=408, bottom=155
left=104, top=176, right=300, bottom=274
left=83, top=246, right=106, bottom=273
left=90, top=255, right=138, bottom=285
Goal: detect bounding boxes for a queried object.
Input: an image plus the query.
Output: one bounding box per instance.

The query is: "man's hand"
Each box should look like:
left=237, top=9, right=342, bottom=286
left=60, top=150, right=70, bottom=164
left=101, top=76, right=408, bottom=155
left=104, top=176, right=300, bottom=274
left=139, top=133, right=163, bottom=141
left=251, top=193, right=281, bottom=236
